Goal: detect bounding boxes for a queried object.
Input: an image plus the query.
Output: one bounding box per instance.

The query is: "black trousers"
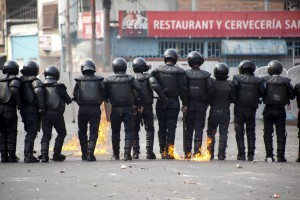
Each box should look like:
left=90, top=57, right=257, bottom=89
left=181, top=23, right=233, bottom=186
left=21, top=107, right=39, bottom=144
left=41, top=112, right=67, bottom=144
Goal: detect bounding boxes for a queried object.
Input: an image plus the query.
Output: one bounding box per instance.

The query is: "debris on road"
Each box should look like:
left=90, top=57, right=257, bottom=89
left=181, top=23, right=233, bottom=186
left=236, top=164, right=242, bottom=168
left=184, top=180, right=196, bottom=184
left=274, top=194, right=280, bottom=198
left=121, top=165, right=127, bottom=169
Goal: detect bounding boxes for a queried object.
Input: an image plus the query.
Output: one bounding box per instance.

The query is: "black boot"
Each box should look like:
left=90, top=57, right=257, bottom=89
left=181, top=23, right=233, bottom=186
left=0, top=142, right=8, bottom=163
left=24, top=143, right=39, bottom=163
left=80, top=141, right=88, bottom=161
left=237, top=140, right=246, bottom=161
left=194, top=139, right=202, bottom=155
left=87, top=142, right=96, bottom=162
left=277, top=141, right=287, bottom=162
left=112, top=142, right=120, bottom=160
left=146, top=139, right=156, bottom=159
left=207, top=136, right=215, bottom=160
left=264, top=142, right=275, bottom=162
left=8, top=143, right=19, bottom=163
left=184, top=139, right=192, bottom=160
left=158, top=131, right=166, bottom=159
left=132, top=139, right=140, bottom=159
left=166, top=141, right=175, bottom=159
left=247, top=140, right=255, bottom=161
left=40, top=142, right=49, bottom=163
left=218, top=141, right=227, bottom=161
left=124, top=140, right=132, bottom=161
left=53, top=140, right=66, bottom=162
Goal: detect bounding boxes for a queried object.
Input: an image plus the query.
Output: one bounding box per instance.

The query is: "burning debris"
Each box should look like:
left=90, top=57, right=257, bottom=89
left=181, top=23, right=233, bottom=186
left=61, top=105, right=111, bottom=156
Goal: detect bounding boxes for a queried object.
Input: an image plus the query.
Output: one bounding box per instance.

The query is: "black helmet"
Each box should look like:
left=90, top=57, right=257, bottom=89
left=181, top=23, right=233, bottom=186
left=238, top=60, right=256, bottom=74
left=21, top=61, right=39, bottom=76
left=132, top=57, right=149, bottom=73
left=81, top=59, right=96, bottom=73
left=267, top=60, right=283, bottom=75
left=44, top=65, right=60, bottom=80
left=112, top=58, right=127, bottom=73
left=214, top=63, right=229, bottom=80
left=187, top=51, right=204, bottom=67
left=164, top=48, right=178, bottom=64
left=3, top=60, right=19, bottom=75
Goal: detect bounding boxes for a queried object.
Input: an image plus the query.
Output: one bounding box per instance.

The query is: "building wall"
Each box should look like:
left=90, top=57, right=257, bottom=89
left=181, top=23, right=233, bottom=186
left=11, top=35, right=38, bottom=65
left=178, top=0, right=284, bottom=11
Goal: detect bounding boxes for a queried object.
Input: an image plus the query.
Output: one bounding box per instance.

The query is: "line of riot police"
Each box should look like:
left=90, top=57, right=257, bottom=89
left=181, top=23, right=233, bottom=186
left=0, top=48, right=300, bottom=163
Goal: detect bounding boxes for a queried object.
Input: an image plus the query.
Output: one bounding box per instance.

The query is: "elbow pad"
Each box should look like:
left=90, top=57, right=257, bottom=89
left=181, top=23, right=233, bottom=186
left=33, top=80, right=45, bottom=109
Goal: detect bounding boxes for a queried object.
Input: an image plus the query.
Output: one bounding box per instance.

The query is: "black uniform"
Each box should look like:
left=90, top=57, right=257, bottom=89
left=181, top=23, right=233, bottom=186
left=132, top=72, right=156, bottom=159
left=262, top=76, right=294, bottom=162
left=19, top=61, right=45, bottom=163
left=233, top=60, right=264, bottom=161
left=185, top=68, right=214, bottom=156
left=0, top=61, right=22, bottom=163
left=295, top=82, right=300, bottom=162
left=73, top=61, right=105, bottom=162
left=40, top=66, right=72, bottom=162
left=105, top=58, right=144, bottom=161
left=206, top=63, right=236, bottom=160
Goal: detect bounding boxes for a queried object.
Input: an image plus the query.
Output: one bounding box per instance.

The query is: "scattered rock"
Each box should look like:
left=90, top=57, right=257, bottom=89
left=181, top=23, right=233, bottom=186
left=93, top=183, right=97, bottom=187
left=178, top=172, right=181, bottom=175
left=121, top=165, right=127, bottom=169
left=236, top=164, right=242, bottom=168
left=184, top=180, right=196, bottom=184
left=274, top=194, right=280, bottom=198
left=60, top=170, right=65, bottom=173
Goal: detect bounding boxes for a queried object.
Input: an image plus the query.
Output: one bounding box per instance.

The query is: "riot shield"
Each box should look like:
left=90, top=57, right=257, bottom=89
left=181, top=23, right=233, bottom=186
left=288, top=65, right=300, bottom=118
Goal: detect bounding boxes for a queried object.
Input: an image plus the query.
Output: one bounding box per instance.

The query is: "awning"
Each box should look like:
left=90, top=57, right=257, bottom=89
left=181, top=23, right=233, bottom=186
left=221, top=39, right=287, bottom=55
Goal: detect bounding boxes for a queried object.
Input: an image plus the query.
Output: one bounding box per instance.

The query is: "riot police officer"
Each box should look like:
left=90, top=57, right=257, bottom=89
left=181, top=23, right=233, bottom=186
left=40, top=66, right=72, bottom=163
left=0, top=60, right=22, bottom=162
left=73, top=60, right=105, bottom=161
left=104, top=58, right=144, bottom=161
left=206, top=63, right=236, bottom=160
left=294, top=82, right=300, bottom=162
left=262, top=60, right=294, bottom=162
left=20, top=61, right=45, bottom=163
left=131, top=57, right=156, bottom=159
left=184, top=51, right=214, bottom=159
left=150, top=49, right=187, bottom=159
left=233, top=60, right=264, bottom=161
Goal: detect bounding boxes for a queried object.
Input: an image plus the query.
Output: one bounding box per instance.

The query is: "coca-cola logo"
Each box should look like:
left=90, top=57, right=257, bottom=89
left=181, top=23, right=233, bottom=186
left=122, top=12, right=148, bottom=30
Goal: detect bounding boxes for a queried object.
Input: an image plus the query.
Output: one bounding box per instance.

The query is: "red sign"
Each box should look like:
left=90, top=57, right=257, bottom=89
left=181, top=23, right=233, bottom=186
left=119, top=11, right=300, bottom=38
left=78, top=11, right=103, bottom=39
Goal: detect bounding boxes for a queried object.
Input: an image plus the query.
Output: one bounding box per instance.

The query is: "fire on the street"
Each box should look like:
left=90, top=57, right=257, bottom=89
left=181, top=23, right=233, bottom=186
left=61, top=105, right=110, bottom=156
left=167, top=138, right=212, bottom=161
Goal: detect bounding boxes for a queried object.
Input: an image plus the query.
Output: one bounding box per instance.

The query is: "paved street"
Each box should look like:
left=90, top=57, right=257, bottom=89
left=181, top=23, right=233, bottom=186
left=1, top=111, right=300, bottom=200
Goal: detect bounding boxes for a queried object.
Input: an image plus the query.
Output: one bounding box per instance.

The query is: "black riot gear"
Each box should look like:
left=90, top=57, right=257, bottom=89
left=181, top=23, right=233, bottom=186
left=186, top=70, right=212, bottom=101
left=238, top=60, right=256, bottom=74
left=112, top=58, right=127, bottom=73
left=21, top=61, right=39, bottom=76
left=3, top=60, right=19, bottom=75
left=81, top=59, right=96, bottom=73
left=267, top=60, right=283, bottom=75
left=44, top=66, right=60, bottom=81
left=187, top=51, right=204, bottom=67
left=132, top=57, right=149, bottom=73
left=214, top=63, right=229, bottom=80
left=164, top=48, right=178, bottom=64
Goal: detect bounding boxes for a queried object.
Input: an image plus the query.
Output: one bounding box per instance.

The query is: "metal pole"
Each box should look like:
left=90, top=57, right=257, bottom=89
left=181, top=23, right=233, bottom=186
left=103, top=0, right=111, bottom=70
left=91, top=0, right=96, bottom=61
left=60, top=23, right=66, bottom=72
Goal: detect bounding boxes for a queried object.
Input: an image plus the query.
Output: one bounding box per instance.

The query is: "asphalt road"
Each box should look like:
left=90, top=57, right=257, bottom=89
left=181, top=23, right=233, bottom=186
left=0, top=114, right=300, bottom=200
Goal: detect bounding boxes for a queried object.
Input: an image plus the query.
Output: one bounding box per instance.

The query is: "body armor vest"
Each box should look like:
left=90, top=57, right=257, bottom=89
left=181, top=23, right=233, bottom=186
left=106, top=75, right=134, bottom=106
left=156, top=64, right=185, bottom=97
left=0, top=75, right=19, bottom=105
left=135, top=73, right=153, bottom=104
left=75, top=76, right=104, bottom=105
left=186, top=69, right=211, bottom=101
left=234, top=74, right=262, bottom=109
left=44, top=85, right=60, bottom=110
left=210, top=80, right=231, bottom=109
left=20, top=76, right=38, bottom=106
left=263, top=76, right=290, bottom=106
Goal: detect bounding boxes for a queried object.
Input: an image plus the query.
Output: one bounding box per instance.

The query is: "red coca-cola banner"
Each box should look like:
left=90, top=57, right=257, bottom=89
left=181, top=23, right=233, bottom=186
left=78, top=11, right=103, bottom=39
left=119, top=11, right=300, bottom=38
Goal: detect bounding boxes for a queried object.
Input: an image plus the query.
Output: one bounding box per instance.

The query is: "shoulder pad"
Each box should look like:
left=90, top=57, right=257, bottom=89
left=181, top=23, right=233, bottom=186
left=234, top=74, right=262, bottom=84
left=32, top=79, right=43, bottom=88
left=135, top=73, right=150, bottom=81
left=75, top=75, right=104, bottom=81
left=264, top=76, right=291, bottom=85
left=156, top=64, right=186, bottom=74
left=9, top=79, right=21, bottom=88
left=20, top=76, right=37, bottom=82
left=105, top=74, right=134, bottom=83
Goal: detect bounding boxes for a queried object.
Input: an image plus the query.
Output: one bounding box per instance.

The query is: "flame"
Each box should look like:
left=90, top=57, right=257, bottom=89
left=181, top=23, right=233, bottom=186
left=61, top=104, right=111, bottom=156
left=167, top=145, right=181, bottom=160
left=191, top=137, right=212, bottom=162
